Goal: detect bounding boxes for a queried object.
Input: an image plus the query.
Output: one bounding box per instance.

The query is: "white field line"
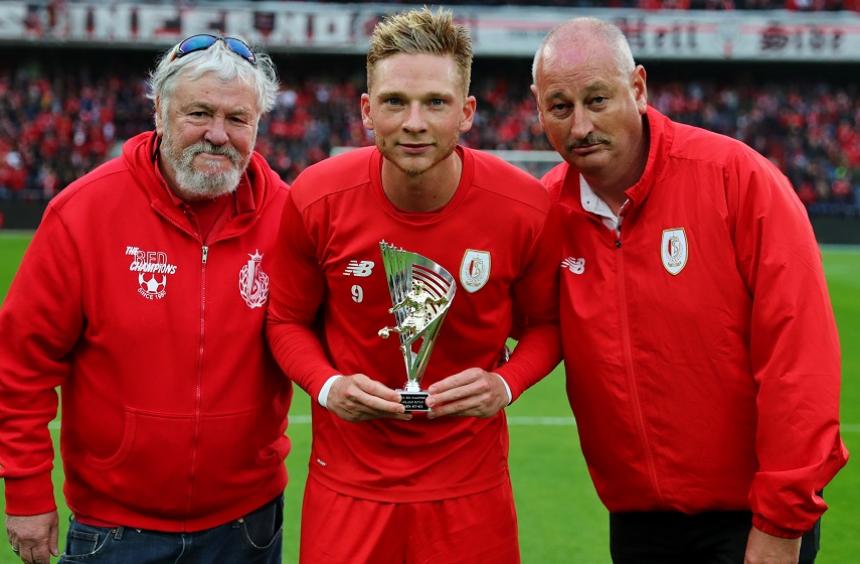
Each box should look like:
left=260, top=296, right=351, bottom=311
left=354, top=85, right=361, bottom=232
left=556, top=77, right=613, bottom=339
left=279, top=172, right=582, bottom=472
left=46, top=418, right=860, bottom=431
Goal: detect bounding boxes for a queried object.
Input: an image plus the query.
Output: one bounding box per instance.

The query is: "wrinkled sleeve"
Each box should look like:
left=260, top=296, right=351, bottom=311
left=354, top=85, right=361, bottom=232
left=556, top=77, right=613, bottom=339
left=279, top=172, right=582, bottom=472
left=496, top=204, right=563, bottom=401
left=0, top=205, right=83, bottom=515
left=266, top=189, right=337, bottom=400
left=729, top=150, right=848, bottom=537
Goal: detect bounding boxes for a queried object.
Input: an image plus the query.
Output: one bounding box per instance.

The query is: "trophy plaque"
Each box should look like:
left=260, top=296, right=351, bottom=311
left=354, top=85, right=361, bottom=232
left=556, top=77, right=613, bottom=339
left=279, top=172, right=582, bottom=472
left=377, top=241, right=456, bottom=412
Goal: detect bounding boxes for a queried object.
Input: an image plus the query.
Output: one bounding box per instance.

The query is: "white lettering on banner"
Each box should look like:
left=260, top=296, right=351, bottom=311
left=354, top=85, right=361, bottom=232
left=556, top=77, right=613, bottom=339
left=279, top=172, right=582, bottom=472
left=0, top=4, right=25, bottom=39
left=0, top=2, right=858, bottom=61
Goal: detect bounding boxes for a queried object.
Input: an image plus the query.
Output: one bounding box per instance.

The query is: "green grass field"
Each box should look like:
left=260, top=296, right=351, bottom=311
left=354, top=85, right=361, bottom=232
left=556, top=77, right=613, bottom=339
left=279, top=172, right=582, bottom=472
left=0, top=232, right=857, bottom=563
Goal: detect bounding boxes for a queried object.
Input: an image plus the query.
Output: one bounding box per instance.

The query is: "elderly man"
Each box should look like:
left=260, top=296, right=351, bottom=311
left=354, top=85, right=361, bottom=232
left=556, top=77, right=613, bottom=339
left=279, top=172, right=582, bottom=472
left=1, top=35, right=291, bottom=563
left=533, top=18, right=848, bottom=564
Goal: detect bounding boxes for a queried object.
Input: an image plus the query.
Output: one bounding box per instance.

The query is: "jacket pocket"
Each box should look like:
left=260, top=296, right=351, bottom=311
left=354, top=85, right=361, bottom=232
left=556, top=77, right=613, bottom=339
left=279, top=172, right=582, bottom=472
left=190, top=407, right=288, bottom=517
left=82, top=409, right=195, bottom=516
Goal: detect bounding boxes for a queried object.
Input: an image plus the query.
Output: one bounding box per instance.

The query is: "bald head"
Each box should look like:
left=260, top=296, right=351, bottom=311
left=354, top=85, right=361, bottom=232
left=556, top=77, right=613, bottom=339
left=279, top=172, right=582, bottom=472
left=530, top=16, right=649, bottom=198
left=532, top=18, right=635, bottom=86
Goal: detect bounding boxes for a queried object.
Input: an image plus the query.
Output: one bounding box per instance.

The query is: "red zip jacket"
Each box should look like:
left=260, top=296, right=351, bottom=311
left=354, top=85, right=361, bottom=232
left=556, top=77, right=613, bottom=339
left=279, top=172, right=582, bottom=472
left=0, top=132, right=292, bottom=532
left=544, top=107, right=847, bottom=538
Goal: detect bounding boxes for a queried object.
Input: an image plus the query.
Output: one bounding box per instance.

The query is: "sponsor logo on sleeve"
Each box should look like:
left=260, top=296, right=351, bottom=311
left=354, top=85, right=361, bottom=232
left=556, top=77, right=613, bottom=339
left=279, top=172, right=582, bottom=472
left=661, top=228, right=688, bottom=275
left=126, top=246, right=177, bottom=300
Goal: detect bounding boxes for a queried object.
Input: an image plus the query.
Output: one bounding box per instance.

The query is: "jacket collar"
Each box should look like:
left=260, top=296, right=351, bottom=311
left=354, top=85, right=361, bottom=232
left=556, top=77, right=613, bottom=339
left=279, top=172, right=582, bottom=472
left=122, top=131, right=275, bottom=240
left=622, top=106, right=674, bottom=209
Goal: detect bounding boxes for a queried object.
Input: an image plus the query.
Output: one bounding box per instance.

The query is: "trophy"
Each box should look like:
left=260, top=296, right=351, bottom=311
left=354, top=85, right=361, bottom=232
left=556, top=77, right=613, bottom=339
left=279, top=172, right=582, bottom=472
left=377, top=241, right=456, bottom=412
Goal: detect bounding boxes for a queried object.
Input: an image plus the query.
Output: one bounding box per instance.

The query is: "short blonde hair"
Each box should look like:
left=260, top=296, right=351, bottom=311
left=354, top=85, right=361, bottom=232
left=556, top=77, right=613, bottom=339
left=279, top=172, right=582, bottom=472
left=367, top=7, right=472, bottom=96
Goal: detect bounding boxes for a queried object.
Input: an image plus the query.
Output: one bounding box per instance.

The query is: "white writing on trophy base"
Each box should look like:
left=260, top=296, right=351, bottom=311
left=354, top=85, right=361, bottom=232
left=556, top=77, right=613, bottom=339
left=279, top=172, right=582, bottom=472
left=126, top=246, right=178, bottom=300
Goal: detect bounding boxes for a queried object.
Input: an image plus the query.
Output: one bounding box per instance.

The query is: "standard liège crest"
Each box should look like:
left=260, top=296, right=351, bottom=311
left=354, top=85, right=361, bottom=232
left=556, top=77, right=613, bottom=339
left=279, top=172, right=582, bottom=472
left=239, top=250, right=269, bottom=308
left=661, top=228, right=688, bottom=275
left=459, top=249, right=491, bottom=293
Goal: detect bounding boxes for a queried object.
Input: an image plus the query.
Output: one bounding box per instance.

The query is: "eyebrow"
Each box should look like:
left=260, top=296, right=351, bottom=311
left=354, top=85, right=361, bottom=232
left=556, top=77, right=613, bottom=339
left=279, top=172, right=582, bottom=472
left=543, top=81, right=614, bottom=102
left=184, top=102, right=253, bottom=116
left=375, top=90, right=454, bottom=100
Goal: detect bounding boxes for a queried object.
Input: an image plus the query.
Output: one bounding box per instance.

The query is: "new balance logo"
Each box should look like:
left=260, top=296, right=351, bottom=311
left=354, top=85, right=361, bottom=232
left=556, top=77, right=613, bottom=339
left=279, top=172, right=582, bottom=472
left=562, top=257, right=586, bottom=275
left=343, top=260, right=375, bottom=277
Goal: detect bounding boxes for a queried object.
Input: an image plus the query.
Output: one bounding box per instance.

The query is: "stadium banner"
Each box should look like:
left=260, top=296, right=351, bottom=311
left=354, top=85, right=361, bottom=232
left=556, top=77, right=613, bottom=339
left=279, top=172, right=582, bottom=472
left=0, top=2, right=858, bottom=61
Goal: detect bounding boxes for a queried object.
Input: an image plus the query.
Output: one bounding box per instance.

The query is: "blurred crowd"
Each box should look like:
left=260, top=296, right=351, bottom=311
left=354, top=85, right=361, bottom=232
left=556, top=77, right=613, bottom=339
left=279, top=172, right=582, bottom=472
left=0, top=62, right=857, bottom=215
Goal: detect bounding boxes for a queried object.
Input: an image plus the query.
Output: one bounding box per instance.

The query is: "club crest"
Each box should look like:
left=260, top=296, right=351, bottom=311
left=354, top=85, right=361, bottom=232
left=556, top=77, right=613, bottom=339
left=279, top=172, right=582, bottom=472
left=661, top=228, right=688, bottom=275
left=239, top=250, right=269, bottom=308
left=459, top=249, right=491, bottom=293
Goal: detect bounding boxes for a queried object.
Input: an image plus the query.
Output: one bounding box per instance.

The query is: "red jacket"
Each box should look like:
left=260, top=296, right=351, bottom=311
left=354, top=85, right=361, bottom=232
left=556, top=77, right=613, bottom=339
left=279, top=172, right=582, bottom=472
left=0, top=132, right=292, bottom=532
left=544, top=107, right=847, bottom=537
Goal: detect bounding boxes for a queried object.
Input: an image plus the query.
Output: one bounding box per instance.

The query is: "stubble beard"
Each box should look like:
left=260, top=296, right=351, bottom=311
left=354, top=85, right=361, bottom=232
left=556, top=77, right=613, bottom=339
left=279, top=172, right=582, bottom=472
left=160, top=128, right=251, bottom=200
left=378, top=136, right=458, bottom=179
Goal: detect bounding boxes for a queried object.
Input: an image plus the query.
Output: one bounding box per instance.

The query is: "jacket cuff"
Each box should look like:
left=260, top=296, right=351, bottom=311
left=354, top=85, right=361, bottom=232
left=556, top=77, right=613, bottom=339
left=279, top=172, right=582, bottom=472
left=752, top=513, right=804, bottom=539
left=3, top=473, right=57, bottom=516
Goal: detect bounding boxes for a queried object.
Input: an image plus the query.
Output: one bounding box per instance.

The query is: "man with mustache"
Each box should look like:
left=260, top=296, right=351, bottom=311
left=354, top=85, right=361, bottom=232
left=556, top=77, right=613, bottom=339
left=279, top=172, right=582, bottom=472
left=1, top=35, right=291, bottom=563
left=532, top=17, right=847, bottom=564
left=267, top=7, right=561, bottom=563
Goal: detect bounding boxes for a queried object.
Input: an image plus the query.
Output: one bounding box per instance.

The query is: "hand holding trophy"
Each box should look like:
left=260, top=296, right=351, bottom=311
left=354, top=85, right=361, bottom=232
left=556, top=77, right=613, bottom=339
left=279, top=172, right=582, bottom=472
left=378, top=241, right=456, bottom=412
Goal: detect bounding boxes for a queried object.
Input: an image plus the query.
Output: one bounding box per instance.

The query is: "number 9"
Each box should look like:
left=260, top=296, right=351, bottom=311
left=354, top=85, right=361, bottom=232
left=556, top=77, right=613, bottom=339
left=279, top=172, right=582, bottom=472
left=351, top=285, right=363, bottom=303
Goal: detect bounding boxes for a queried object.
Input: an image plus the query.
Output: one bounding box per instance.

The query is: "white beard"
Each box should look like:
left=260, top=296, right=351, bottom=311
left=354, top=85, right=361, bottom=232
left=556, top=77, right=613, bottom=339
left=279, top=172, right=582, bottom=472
left=160, top=130, right=248, bottom=200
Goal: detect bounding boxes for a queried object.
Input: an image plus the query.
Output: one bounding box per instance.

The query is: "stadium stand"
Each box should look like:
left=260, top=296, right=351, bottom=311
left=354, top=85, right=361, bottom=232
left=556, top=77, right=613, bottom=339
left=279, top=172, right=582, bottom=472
left=0, top=1, right=858, bottom=235
left=1, top=58, right=857, bottom=218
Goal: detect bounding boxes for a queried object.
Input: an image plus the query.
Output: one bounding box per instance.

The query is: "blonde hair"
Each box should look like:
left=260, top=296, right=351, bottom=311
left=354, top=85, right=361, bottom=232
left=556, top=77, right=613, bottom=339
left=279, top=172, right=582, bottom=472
left=367, top=7, right=472, bottom=96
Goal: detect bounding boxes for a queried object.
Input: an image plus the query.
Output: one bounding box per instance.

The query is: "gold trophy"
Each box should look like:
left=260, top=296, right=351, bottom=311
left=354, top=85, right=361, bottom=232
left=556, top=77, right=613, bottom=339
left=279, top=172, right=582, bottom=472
left=377, top=241, right=456, bottom=411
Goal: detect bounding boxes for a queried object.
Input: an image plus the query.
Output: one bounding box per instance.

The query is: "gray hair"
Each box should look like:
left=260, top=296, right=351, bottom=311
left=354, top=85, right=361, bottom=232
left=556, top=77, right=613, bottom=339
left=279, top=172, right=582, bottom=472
left=147, top=37, right=279, bottom=126
left=532, top=18, right=635, bottom=84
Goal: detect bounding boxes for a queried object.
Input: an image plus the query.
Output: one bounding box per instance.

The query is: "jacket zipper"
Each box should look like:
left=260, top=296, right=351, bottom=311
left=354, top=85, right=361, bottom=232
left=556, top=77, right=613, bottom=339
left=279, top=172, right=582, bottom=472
left=185, top=244, right=208, bottom=520
left=614, top=216, right=664, bottom=503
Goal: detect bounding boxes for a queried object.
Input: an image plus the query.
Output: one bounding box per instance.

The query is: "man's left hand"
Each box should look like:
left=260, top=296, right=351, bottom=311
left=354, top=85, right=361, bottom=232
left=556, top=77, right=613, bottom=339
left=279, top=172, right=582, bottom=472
left=744, top=526, right=801, bottom=564
left=425, top=368, right=508, bottom=418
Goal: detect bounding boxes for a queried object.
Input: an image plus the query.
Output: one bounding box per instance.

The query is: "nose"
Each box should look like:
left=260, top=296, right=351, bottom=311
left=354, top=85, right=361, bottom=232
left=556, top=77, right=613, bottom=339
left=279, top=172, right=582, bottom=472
left=204, top=117, right=229, bottom=146
left=402, top=102, right=427, bottom=134
left=569, top=106, right=593, bottom=141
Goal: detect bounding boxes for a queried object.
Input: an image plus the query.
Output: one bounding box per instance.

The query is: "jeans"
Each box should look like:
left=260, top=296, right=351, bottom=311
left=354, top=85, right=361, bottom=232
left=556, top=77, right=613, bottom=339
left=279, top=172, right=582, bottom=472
left=59, top=496, right=283, bottom=564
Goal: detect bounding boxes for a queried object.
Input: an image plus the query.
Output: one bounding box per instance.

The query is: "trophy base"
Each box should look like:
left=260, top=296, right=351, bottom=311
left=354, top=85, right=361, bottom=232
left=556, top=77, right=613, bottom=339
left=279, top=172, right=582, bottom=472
left=398, top=390, right=430, bottom=412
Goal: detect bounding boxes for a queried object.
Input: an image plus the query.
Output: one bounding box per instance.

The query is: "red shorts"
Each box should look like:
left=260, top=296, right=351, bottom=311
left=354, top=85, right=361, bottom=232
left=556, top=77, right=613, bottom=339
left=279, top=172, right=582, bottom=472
left=299, top=476, right=520, bottom=564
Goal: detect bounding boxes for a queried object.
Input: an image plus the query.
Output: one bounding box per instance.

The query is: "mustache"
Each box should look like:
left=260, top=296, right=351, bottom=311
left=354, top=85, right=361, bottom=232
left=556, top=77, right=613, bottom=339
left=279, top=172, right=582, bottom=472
left=183, top=141, right=242, bottom=166
left=567, top=135, right=609, bottom=151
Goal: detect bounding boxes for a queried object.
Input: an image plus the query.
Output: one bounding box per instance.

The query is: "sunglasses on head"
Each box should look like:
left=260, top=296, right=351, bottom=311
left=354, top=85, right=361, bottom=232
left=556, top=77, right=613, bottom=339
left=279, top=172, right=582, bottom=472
left=172, top=34, right=257, bottom=66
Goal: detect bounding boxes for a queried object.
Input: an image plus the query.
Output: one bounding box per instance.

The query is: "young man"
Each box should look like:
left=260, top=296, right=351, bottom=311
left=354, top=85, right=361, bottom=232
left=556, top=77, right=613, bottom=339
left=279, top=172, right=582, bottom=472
left=532, top=18, right=848, bottom=564
left=1, top=36, right=291, bottom=563
left=267, top=8, right=561, bottom=563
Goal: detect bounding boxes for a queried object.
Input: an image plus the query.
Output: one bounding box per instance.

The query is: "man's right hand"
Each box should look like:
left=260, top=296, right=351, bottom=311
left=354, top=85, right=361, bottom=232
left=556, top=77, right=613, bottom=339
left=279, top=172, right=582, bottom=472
left=5, top=511, right=59, bottom=564
left=326, top=374, right=411, bottom=422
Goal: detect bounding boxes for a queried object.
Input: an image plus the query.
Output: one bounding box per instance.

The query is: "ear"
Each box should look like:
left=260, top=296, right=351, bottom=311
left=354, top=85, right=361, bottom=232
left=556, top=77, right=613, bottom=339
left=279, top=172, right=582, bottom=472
left=458, top=95, right=477, bottom=134
left=154, top=97, right=164, bottom=135
left=632, top=65, right=648, bottom=115
left=530, top=84, right=545, bottom=130
left=360, top=93, right=374, bottom=131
